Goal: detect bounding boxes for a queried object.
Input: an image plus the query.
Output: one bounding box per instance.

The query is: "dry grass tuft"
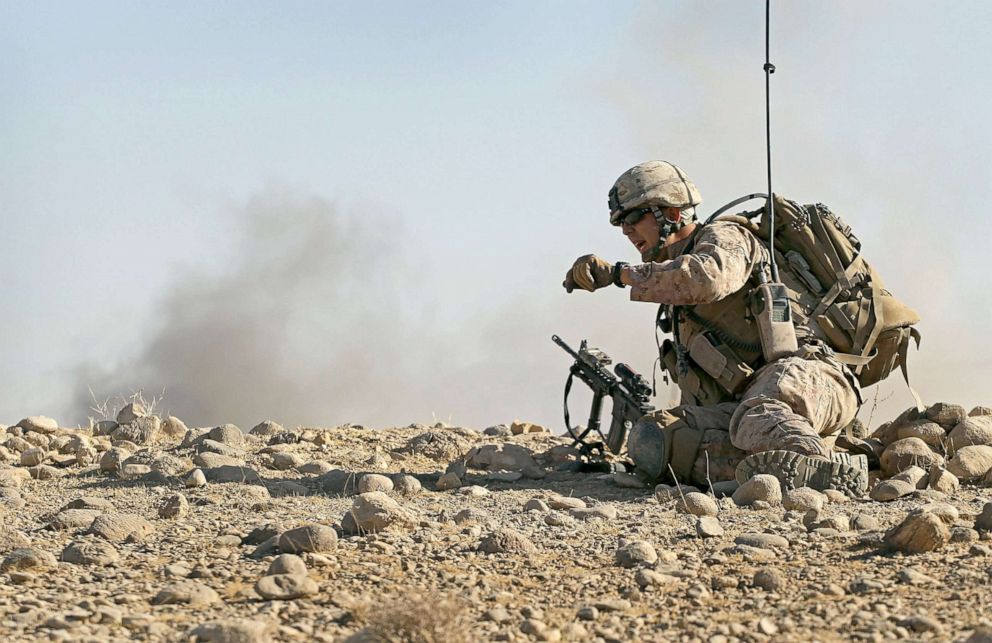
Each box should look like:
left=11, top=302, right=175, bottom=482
left=351, top=592, right=471, bottom=643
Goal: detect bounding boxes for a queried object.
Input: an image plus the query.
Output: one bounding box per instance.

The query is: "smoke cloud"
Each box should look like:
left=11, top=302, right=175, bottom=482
left=75, top=189, right=424, bottom=429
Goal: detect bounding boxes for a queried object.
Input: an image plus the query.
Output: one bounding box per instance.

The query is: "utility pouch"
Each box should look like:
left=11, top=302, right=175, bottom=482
left=660, top=339, right=731, bottom=406
left=687, top=332, right=753, bottom=395
left=816, top=302, right=859, bottom=354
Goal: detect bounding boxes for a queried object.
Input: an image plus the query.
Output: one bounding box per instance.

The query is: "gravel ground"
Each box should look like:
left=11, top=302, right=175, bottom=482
left=1, top=413, right=991, bottom=643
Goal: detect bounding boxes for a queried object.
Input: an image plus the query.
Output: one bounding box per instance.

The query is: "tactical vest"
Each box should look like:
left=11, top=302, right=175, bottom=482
left=658, top=196, right=922, bottom=408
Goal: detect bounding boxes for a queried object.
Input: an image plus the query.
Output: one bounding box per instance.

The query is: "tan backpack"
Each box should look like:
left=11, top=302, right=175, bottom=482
left=722, top=195, right=922, bottom=404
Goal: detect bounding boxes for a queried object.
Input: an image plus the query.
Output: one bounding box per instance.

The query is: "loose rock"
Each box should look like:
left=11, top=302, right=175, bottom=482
left=696, top=516, right=724, bottom=538
left=881, top=438, right=943, bottom=476
left=676, top=492, right=719, bottom=517
left=732, top=475, right=782, bottom=506
left=884, top=509, right=950, bottom=554
left=616, top=540, right=657, bottom=568
left=88, top=513, right=154, bottom=542
left=341, top=492, right=411, bottom=533
left=783, top=487, right=826, bottom=512
left=278, top=524, right=338, bottom=553
left=1, top=547, right=57, bottom=573
left=479, top=528, right=537, bottom=554
left=946, top=445, right=992, bottom=481
left=255, top=574, right=318, bottom=600
left=153, top=581, right=221, bottom=608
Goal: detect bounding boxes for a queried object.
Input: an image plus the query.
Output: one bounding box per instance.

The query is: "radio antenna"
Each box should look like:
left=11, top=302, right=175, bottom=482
left=763, top=0, right=779, bottom=281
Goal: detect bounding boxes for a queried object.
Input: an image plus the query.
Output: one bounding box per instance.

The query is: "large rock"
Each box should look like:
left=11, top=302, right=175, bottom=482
left=341, top=492, right=411, bottom=534
left=317, top=469, right=359, bottom=496
left=892, top=465, right=929, bottom=488
left=99, top=447, right=131, bottom=473
left=675, top=492, right=718, bottom=517
left=1, top=547, right=58, bottom=573
left=0, top=467, right=30, bottom=488
left=976, top=503, right=992, bottom=532
left=193, top=452, right=242, bottom=469
left=61, top=539, right=120, bottom=566
left=207, top=424, right=244, bottom=447
left=884, top=509, right=950, bottom=554
left=254, top=574, right=318, bottom=600
left=48, top=509, right=102, bottom=531
left=3, top=436, right=32, bottom=453
left=153, top=581, right=220, bottom=608
left=733, top=474, right=782, bottom=507
left=948, top=416, right=992, bottom=448
left=478, top=528, right=537, bottom=554
left=870, top=479, right=915, bottom=502
left=160, top=416, right=189, bottom=441
left=268, top=452, right=303, bottom=471
left=946, top=445, right=992, bottom=481
left=783, top=487, right=826, bottom=513
left=896, top=420, right=947, bottom=448
left=88, top=513, right=154, bottom=542
left=928, top=466, right=960, bottom=494
left=19, top=447, right=46, bottom=467
left=880, top=438, right=943, bottom=476
left=203, top=466, right=260, bottom=484
left=268, top=554, right=307, bottom=576
left=22, top=432, right=50, bottom=448
left=188, top=620, right=273, bottom=642
left=250, top=420, right=285, bottom=437
left=926, top=402, right=967, bottom=429
left=15, top=416, right=59, bottom=434
left=357, top=474, right=394, bottom=494
left=277, top=525, right=338, bottom=554
left=159, top=494, right=190, bottom=519
left=115, top=402, right=146, bottom=424
left=392, top=474, right=423, bottom=496
left=615, top=540, right=657, bottom=568
left=465, top=444, right=541, bottom=475
left=198, top=440, right=244, bottom=458
left=111, top=416, right=161, bottom=445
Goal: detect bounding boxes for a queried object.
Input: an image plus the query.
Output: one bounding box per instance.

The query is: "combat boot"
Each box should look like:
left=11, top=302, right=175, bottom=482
left=735, top=450, right=869, bottom=497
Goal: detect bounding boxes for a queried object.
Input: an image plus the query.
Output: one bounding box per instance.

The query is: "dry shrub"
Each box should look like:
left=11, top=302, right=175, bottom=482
left=349, top=592, right=470, bottom=643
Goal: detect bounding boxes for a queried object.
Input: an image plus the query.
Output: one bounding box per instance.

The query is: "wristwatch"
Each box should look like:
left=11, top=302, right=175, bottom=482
left=612, top=262, right=629, bottom=288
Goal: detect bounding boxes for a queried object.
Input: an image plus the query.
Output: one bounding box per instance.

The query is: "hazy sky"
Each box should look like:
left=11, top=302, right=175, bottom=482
left=2, top=1, right=990, bottom=430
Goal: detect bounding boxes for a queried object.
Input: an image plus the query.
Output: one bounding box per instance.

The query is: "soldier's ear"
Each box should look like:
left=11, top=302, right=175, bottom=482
left=663, top=207, right=682, bottom=222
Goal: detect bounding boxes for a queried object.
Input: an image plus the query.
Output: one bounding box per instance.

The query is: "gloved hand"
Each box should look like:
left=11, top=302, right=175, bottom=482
left=563, top=254, right=614, bottom=292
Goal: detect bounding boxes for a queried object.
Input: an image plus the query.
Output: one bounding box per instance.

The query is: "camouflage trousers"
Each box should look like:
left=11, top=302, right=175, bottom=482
left=730, top=355, right=860, bottom=459
left=628, top=356, right=860, bottom=485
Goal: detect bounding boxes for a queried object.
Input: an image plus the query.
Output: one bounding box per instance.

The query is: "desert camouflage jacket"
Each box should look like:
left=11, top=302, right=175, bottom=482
left=627, top=221, right=768, bottom=306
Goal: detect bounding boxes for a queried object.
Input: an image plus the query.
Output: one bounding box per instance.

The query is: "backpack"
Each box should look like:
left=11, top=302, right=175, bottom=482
left=722, top=195, right=922, bottom=404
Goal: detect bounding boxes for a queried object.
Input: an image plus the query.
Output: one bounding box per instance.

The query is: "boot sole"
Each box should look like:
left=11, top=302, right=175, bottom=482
left=735, top=450, right=868, bottom=497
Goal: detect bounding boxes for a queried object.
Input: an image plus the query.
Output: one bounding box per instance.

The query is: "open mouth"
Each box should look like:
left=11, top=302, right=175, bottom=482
left=632, top=239, right=647, bottom=252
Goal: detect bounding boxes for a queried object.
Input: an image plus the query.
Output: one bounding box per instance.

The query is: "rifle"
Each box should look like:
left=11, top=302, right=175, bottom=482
left=552, top=335, right=655, bottom=457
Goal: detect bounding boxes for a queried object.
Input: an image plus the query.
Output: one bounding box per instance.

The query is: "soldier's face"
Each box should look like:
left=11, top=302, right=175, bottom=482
left=621, top=215, right=662, bottom=259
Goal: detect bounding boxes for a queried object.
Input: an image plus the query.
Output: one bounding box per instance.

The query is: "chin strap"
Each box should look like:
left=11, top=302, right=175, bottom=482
left=643, top=207, right=696, bottom=261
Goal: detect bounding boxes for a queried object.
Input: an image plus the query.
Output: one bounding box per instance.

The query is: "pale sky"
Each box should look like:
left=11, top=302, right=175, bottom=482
left=2, top=1, right=990, bottom=430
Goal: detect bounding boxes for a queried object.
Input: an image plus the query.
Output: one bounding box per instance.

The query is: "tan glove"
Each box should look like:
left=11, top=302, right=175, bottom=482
left=563, top=254, right=614, bottom=293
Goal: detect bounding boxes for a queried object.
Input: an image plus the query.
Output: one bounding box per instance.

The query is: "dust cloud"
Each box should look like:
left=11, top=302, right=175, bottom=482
left=71, top=188, right=651, bottom=432
left=74, top=190, right=422, bottom=429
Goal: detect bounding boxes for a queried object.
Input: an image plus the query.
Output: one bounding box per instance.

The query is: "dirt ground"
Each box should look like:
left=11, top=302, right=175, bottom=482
left=1, top=416, right=991, bottom=642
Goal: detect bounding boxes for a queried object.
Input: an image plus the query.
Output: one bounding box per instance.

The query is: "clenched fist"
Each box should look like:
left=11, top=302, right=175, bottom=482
left=563, top=254, right=614, bottom=293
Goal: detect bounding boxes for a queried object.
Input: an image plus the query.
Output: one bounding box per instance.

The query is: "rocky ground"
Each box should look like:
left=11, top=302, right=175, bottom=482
left=2, top=404, right=992, bottom=643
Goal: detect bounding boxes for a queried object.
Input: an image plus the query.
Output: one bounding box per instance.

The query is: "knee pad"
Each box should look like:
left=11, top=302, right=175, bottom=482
left=628, top=412, right=704, bottom=484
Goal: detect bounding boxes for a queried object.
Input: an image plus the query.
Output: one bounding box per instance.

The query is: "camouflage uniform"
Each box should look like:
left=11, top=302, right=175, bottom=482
left=628, top=221, right=861, bottom=464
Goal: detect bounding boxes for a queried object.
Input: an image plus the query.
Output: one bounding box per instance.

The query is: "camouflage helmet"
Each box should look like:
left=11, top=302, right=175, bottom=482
left=608, top=160, right=702, bottom=225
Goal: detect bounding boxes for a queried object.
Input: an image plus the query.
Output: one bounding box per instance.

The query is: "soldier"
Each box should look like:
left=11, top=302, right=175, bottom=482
left=563, top=160, right=868, bottom=495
